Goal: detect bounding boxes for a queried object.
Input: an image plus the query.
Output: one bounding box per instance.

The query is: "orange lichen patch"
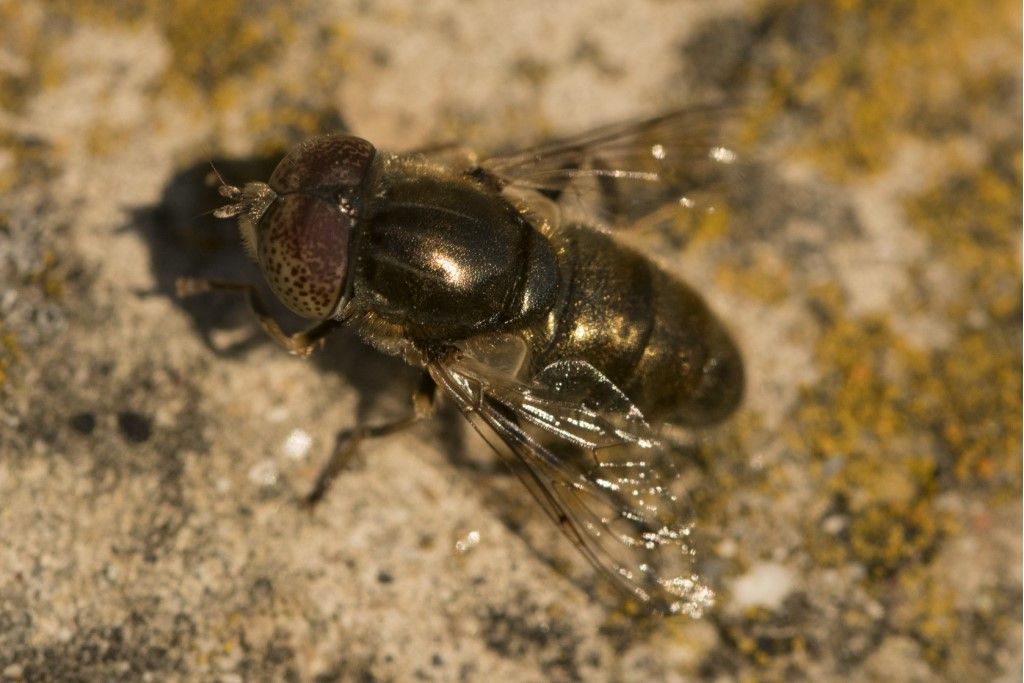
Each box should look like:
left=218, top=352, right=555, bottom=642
left=795, top=283, right=1020, bottom=490
left=0, top=4, right=48, bottom=114
left=0, top=132, right=55, bottom=194
left=888, top=558, right=1017, bottom=675
left=888, top=566, right=961, bottom=666
left=686, top=205, right=732, bottom=246
left=84, top=122, right=135, bottom=160
left=28, top=250, right=67, bottom=301
left=0, top=7, right=66, bottom=191
left=714, top=250, right=791, bottom=304
left=50, top=0, right=299, bottom=91
left=847, top=500, right=949, bottom=578
left=787, top=132, right=1019, bottom=661
left=0, top=7, right=70, bottom=189
left=164, top=3, right=298, bottom=89
left=903, top=145, right=1022, bottom=491
left=0, top=328, right=23, bottom=387
left=716, top=605, right=813, bottom=670
left=905, top=144, right=1022, bottom=320
left=744, top=0, right=1021, bottom=178
left=938, top=329, right=1021, bottom=490
left=48, top=1, right=310, bottom=105
left=791, top=317, right=925, bottom=460
left=793, top=303, right=1017, bottom=570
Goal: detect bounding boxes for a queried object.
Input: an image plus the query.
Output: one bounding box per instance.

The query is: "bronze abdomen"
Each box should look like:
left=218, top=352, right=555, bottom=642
left=527, top=225, right=743, bottom=426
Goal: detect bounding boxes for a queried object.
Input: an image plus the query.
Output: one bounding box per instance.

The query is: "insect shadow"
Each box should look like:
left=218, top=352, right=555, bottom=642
left=129, top=155, right=679, bottom=617
left=130, top=104, right=744, bottom=617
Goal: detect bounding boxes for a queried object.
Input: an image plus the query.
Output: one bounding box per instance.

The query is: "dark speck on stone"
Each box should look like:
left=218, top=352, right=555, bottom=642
left=377, top=570, right=393, bottom=584
left=117, top=411, right=152, bottom=443
left=69, top=412, right=96, bottom=435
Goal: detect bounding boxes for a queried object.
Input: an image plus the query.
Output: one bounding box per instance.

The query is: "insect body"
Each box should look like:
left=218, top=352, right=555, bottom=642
left=181, top=108, right=744, bottom=615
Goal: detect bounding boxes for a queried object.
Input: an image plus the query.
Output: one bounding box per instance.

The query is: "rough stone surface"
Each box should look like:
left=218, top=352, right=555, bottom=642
left=0, top=1, right=1020, bottom=681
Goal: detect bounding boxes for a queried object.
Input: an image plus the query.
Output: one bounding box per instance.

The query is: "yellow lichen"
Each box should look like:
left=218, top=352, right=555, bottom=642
left=905, top=145, right=1022, bottom=320
left=0, top=4, right=48, bottom=114
left=688, top=205, right=732, bottom=246
left=48, top=1, right=311, bottom=107
left=848, top=500, right=948, bottom=577
left=0, top=329, right=24, bottom=387
left=744, top=0, right=1021, bottom=178
left=715, top=251, right=791, bottom=304
left=891, top=567, right=961, bottom=666
left=903, top=146, right=1022, bottom=490
left=794, top=300, right=1017, bottom=574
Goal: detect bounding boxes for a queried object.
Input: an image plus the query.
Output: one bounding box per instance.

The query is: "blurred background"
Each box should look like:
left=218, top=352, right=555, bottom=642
left=0, top=1, right=1020, bottom=680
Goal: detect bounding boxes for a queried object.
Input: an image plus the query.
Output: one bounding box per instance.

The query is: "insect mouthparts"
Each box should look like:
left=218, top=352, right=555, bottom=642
left=212, top=181, right=277, bottom=220
left=212, top=183, right=244, bottom=218
left=211, top=181, right=277, bottom=260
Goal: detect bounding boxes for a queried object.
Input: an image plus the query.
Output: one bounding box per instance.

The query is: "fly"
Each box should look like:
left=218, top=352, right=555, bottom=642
left=178, top=105, right=744, bottom=616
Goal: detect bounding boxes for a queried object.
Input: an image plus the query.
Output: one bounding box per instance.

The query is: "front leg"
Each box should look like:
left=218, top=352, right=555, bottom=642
left=176, top=277, right=341, bottom=357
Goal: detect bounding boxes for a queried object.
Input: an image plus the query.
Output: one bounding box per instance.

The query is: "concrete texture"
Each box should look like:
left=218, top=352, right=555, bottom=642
left=0, top=1, right=1020, bottom=681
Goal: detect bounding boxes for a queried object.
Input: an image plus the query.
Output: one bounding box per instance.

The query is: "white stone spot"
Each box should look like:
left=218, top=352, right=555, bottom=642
left=282, top=428, right=313, bottom=461
left=247, top=459, right=279, bottom=488
left=455, top=530, right=481, bottom=554
left=730, top=562, right=796, bottom=611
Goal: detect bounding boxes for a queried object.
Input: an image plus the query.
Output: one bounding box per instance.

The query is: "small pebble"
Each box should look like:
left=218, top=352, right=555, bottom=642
left=247, top=460, right=279, bottom=487
left=282, top=428, right=313, bottom=460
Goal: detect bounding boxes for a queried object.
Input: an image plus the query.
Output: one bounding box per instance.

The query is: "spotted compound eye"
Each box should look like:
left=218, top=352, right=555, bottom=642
left=269, top=134, right=376, bottom=195
left=257, top=135, right=376, bottom=319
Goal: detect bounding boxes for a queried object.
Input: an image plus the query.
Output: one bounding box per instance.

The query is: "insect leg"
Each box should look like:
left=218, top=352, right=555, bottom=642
left=175, top=277, right=341, bottom=356
left=302, top=370, right=438, bottom=508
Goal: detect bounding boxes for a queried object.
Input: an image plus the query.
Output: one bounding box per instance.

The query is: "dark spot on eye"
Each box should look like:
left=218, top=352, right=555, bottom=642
left=69, top=412, right=96, bottom=435
left=117, top=411, right=152, bottom=443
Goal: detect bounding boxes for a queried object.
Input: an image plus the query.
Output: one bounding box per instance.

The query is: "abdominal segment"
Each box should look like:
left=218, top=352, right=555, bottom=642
left=528, top=224, right=743, bottom=426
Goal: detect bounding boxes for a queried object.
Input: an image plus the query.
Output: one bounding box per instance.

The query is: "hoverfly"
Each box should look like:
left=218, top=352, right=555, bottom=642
left=178, top=106, right=744, bottom=616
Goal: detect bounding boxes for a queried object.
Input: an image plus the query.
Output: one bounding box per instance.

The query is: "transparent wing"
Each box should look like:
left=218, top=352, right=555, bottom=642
left=429, top=351, right=715, bottom=616
left=477, top=104, right=739, bottom=228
